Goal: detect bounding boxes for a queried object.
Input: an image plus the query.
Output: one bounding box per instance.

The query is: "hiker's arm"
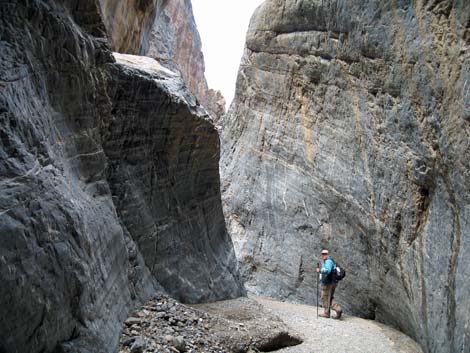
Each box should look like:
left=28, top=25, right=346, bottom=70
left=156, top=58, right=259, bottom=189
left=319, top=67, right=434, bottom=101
left=321, top=259, right=333, bottom=274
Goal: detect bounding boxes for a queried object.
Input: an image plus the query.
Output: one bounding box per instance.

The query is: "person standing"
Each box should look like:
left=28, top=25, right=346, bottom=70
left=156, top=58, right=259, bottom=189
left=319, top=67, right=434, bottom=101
left=316, top=249, right=342, bottom=318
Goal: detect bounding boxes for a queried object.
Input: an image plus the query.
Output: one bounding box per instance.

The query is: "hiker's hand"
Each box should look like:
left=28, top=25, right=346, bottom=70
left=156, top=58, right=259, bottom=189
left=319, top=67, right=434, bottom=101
left=316, top=268, right=320, bottom=273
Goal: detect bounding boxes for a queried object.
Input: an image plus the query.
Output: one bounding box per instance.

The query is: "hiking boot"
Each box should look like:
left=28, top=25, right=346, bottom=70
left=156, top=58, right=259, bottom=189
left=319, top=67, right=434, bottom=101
left=319, top=311, right=330, bottom=318
left=333, top=309, right=342, bottom=319
left=331, top=303, right=342, bottom=319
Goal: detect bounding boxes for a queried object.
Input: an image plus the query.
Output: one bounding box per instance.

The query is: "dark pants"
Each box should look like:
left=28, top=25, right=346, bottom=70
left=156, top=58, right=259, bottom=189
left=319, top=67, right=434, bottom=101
left=321, top=283, right=342, bottom=315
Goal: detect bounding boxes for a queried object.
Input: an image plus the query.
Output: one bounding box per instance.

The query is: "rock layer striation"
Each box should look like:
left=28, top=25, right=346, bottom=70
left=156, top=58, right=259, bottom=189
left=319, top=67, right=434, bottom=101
left=148, top=0, right=226, bottom=122
left=0, top=1, right=243, bottom=352
left=106, top=53, right=242, bottom=304
left=221, top=1, right=470, bottom=353
left=99, top=0, right=168, bottom=54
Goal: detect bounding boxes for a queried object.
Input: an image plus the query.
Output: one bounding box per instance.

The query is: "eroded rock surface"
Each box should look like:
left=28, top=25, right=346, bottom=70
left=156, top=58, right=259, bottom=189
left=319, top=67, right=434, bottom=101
left=0, top=1, right=242, bottom=352
left=221, top=1, right=470, bottom=353
left=148, top=0, right=226, bottom=121
left=98, top=0, right=225, bottom=121
left=99, top=0, right=168, bottom=54
left=107, top=53, right=243, bottom=304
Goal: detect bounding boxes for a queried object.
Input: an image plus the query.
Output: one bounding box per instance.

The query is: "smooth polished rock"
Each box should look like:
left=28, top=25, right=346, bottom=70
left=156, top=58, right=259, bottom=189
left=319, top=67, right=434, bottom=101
left=106, top=53, right=244, bottom=304
left=221, top=1, right=470, bottom=353
left=0, top=1, right=243, bottom=352
left=0, top=2, right=157, bottom=352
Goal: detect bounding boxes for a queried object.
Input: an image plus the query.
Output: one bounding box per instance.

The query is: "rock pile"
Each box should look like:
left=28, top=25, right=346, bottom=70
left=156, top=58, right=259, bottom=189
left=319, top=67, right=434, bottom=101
left=119, top=295, right=302, bottom=353
left=119, top=295, right=230, bottom=353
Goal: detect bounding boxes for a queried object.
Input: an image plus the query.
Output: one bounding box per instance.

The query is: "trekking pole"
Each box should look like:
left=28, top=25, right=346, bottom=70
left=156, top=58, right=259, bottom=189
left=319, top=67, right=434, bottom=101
left=316, top=262, right=320, bottom=319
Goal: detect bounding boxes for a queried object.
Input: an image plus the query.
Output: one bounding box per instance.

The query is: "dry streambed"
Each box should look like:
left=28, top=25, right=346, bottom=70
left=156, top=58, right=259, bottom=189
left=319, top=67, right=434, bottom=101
left=118, top=295, right=422, bottom=353
left=118, top=295, right=300, bottom=353
left=255, top=297, right=423, bottom=353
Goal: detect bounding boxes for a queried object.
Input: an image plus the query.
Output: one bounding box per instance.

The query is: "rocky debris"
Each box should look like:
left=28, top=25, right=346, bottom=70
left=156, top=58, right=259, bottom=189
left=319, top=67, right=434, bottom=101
left=119, top=295, right=302, bottom=353
left=148, top=0, right=226, bottom=121
left=221, top=1, right=470, bottom=353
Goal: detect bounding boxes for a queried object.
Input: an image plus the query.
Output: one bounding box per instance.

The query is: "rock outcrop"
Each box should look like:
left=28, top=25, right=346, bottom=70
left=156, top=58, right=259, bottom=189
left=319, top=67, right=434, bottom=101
left=106, top=53, right=242, bottom=304
left=0, top=1, right=243, bottom=352
left=221, top=1, right=470, bottom=353
left=98, top=0, right=226, bottom=120
left=99, top=0, right=168, bottom=54
left=148, top=0, right=226, bottom=122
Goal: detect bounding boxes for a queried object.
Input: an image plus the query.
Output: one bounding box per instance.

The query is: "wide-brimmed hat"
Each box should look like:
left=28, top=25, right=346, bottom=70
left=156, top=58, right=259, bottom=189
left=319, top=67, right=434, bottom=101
left=321, top=249, right=329, bottom=255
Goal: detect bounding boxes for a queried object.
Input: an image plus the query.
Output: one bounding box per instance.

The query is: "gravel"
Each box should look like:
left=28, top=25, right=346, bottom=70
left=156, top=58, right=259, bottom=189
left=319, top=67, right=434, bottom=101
left=119, top=294, right=423, bottom=353
left=118, top=295, right=300, bottom=353
left=254, top=296, right=424, bottom=353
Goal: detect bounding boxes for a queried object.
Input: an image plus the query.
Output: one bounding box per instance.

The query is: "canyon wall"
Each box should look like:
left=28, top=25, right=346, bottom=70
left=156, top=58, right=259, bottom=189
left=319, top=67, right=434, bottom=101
left=105, top=53, right=242, bottom=304
left=221, top=1, right=470, bottom=352
left=0, top=1, right=242, bottom=352
left=99, top=0, right=167, bottom=54
left=98, top=0, right=225, bottom=122
left=148, top=0, right=226, bottom=122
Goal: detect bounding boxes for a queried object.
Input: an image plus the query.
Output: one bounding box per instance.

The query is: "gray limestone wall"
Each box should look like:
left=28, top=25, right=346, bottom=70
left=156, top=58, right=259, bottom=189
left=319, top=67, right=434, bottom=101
left=221, top=1, right=470, bottom=352
left=105, top=53, right=243, bottom=304
left=0, top=1, right=243, bottom=352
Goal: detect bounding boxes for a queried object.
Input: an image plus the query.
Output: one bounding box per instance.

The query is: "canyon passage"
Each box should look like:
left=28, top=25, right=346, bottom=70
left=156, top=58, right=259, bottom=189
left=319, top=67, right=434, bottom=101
left=0, top=1, right=469, bottom=353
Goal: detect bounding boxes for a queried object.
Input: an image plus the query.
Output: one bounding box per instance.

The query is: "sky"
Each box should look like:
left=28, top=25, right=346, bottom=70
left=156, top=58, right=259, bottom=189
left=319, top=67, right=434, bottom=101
left=191, top=0, right=265, bottom=106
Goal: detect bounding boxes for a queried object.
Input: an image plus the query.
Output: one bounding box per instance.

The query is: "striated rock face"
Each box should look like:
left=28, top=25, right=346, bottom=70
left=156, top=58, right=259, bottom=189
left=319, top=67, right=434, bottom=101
left=148, top=0, right=226, bottom=122
left=99, top=0, right=168, bottom=54
left=221, top=1, right=470, bottom=352
left=0, top=1, right=243, bottom=352
left=106, top=53, right=242, bottom=304
left=0, top=3, right=154, bottom=352
left=97, top=0, right=225, bottom=120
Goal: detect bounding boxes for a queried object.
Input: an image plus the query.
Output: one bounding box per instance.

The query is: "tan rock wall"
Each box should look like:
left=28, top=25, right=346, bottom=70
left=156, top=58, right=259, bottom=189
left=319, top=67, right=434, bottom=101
left=147, top=0, right=226, bottom=122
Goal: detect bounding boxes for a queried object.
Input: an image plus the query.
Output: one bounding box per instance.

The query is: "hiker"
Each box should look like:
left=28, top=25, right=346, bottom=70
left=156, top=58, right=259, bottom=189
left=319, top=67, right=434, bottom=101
left=316, top=249, right=342, bottom=319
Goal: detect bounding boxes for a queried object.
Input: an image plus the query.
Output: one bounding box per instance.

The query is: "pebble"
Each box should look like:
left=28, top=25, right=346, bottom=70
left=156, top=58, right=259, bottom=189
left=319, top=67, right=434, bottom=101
left=121, top=336, right=135, bottom=347
left=130, top=336, right=147, bottom=353
left=124, top=317, right=141, bottom=326
left=173, top=336, right=187, bottom=352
